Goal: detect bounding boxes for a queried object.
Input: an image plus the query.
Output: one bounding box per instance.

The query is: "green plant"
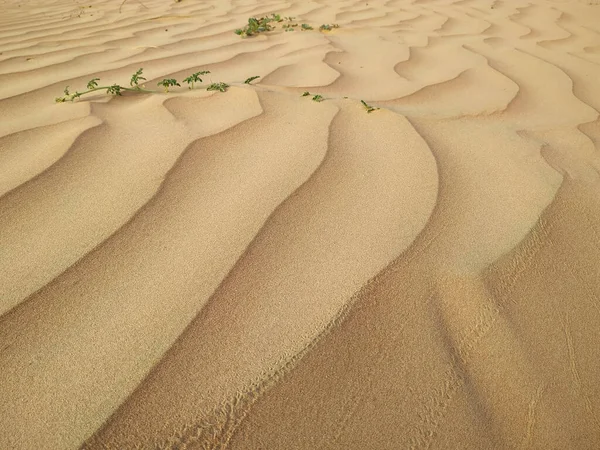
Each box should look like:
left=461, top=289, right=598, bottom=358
left=183, top=70, right=210, bottom=89
left=361, top=100, right=379, bottom=113
left=207, top=82, right=229, bottom=92
left=106, top=84, right=123, bottom=96
left=130, top=68, right=146, bottom=88
left=301, top=23, right=313, bottom=31
left=234, top=15, right=276, bottom=37
left=319, top=24, right=339, bottom=32
left=87, top=78, right=100, bottom=90
left=282, top=23, right=298, bottom=31
left=244, top=76, right=260, bottom=84
left=157, top=78, right=180, bottom=93
left=55, top=69, right=154, bottom=102
left=301, top=91, right=323, bottom=102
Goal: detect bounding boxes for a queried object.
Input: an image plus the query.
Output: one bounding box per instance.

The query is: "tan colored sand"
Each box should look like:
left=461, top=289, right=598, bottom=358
left=0, top=0, right=599, bottom=448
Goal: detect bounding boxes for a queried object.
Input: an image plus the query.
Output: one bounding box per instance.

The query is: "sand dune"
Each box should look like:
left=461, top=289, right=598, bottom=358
left=1, top=0, right=599, bottom=448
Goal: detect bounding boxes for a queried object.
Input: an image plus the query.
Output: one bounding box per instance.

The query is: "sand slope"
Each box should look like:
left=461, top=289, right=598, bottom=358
left=1, top=0, right=599, bottom=448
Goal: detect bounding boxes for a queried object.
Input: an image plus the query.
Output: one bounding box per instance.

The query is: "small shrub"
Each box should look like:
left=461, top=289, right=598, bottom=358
left=234, top=15, right=276, bottom=37
left=157, top=78, right=180, bottom=93
left=183, top=70, right=210, bottom=89
left=207, top=82, right=229, bottom=92
left=319, top=24, right=339, bottom=32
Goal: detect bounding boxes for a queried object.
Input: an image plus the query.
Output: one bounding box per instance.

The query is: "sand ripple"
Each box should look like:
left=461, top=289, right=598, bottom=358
left=1, top=0, right=599, bottom=448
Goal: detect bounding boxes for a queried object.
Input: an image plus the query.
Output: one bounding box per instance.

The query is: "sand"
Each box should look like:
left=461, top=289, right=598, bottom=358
left=0, top=0, right=599, bottom=448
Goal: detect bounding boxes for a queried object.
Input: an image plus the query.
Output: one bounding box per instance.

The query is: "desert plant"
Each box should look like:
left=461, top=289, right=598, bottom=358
left=301, top=23, right=313, bottom=31
left=183, top=70, right=210, bottom=89
left=319, top=24, right=339, bottom=32
left=55, top=69, right=154, bottom=102
left=301, top=91, right=323, bottom=102
left=234, top=15, right=276, bottom=37
left=106, top=84, right=123, bottom=96
left=157, top=78, right=180, bottom=93
left=361, top=100, right=379, bottom=113
left=207, top=82, right=229, bottom=92
left=244, top=76, right=260, bottom=84
left=129, top=68, right=146, bottom=88
left=87, top=78, right=100, bottom=90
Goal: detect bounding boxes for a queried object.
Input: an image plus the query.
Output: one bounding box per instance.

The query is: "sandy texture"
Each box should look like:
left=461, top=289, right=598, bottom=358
left=1, top=0, right=599, bottom=448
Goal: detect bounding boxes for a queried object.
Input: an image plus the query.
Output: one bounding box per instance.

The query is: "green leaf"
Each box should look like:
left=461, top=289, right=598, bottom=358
left=87, top=78, right=100, bottom=90
left=207, top=82, right=229, bottom=92
left=106, top=84, right=122, bottom=96
left=130, top=68, right=146, bottom=87
left=319, top=24, right=339, bottom=31
left=360, top=99, right=379, bottom=113
left=244, top=75, right=260, bottom=84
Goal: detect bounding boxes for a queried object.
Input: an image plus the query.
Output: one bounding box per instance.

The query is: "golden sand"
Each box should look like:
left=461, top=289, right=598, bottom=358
left=1, top=0, right=599, bottom=448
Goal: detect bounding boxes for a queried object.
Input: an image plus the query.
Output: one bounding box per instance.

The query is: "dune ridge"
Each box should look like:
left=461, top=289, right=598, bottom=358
left=1, top=0, right=599, bottom=448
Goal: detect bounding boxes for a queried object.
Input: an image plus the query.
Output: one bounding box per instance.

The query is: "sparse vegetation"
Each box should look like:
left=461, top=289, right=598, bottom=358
left=319, top=24, right=339, bottom=32
left=130, top=68, right=146, bottom=87
left=183, top=70, right=210, bottom=89
left=55, top=68, right=154, bottom=102
left=233, top=15, right=337, bottom=36
left=157, top=78, right=180, bottom=93
left=244, top=76, right=260, bottom=84
left=55, top=68, right=381, bottom=121
left=234, top=15, right=278, bottom=37
left=361, top=99, right=379, bottom=113
left=301, top=91, right=323, bottom=102
left=55, top=68, right=213, bottom=102
left=206, top=82, right=229, bottom=92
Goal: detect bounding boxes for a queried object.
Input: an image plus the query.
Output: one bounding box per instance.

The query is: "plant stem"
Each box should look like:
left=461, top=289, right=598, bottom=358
left=76, top=86, right=154, bottom=97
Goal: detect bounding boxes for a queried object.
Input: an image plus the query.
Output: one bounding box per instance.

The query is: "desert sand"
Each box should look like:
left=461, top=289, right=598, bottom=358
left=1, top=0, right=599, bottom=448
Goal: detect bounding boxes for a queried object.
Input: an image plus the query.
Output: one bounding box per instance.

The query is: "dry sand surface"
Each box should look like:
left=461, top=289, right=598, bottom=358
left=1, top=0, right=600, bottom=448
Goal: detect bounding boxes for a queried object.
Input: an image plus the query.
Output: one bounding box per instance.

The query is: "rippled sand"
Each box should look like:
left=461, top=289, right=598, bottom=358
left=1, top=0, right=599, bottom=448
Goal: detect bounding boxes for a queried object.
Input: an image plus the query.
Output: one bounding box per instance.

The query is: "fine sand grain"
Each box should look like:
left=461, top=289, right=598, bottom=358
left=1, top=0, right=599, bottom=448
